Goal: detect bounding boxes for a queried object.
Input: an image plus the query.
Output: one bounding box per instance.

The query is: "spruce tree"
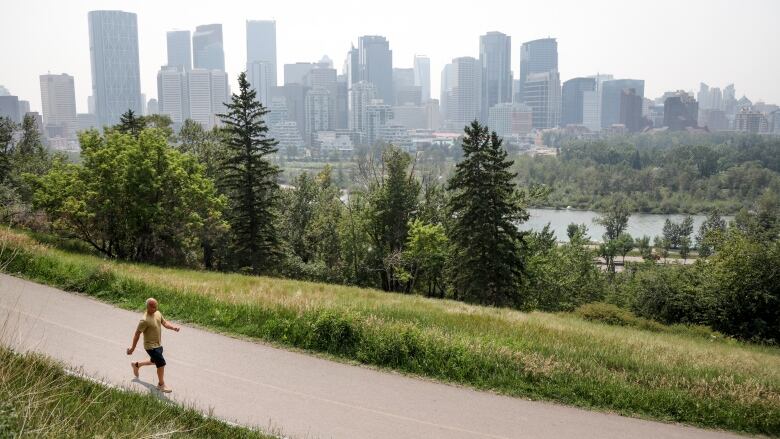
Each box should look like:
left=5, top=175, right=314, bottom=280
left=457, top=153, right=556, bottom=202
left=118, top=109, right=145, bottom=137
left=218, top=72, right=281, bottom=273
left=447, top=121, right=528, bottom=306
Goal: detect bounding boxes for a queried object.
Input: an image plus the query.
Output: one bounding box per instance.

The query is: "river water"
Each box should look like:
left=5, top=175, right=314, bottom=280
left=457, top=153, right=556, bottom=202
left=524, top=208, right=732, bottom=242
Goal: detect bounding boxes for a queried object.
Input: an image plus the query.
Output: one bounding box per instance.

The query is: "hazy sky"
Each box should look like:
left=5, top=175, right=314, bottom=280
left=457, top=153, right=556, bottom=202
left=2, top=0, right=779, bottom=113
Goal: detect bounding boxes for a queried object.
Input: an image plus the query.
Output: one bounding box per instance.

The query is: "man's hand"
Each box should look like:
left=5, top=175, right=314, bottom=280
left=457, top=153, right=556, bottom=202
left=173, top=326, right=180, bottom=332
left=126, top=347, right=134, bottom=355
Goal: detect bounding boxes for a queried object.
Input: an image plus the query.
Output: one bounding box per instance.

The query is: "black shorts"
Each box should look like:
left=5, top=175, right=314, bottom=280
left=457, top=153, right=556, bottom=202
left=145, top=346, right=166, bottom=368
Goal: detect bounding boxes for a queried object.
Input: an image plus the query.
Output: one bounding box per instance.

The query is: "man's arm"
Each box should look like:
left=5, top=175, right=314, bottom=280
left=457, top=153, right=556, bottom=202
left=161, top=318, right=180, bottom=332
left=126, top=330, right=141, bottom=355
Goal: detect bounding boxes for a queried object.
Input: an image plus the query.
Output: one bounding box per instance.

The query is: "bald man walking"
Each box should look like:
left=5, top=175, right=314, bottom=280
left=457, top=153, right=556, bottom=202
left=126, top=298, right=180, bottom=393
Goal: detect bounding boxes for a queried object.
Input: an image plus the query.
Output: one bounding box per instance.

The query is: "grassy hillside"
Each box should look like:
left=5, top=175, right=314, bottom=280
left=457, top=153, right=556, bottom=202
left=0, top=346, right=272, bottom=438
left=1, top=227, right=779, bottom=436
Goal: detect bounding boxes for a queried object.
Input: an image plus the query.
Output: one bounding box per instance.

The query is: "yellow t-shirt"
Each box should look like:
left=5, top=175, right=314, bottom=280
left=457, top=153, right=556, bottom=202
left=136, top=311, right=163, bottom=350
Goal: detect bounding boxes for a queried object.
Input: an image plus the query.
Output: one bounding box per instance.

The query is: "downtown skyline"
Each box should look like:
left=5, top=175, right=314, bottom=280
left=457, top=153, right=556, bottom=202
left=1, top=0, right=779, bottom=114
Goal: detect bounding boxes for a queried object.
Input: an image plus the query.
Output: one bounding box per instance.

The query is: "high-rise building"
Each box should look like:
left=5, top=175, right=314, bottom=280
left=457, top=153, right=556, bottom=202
left=581, top=74, right=613, bottom=131
left=272, top=84, right=307, bottom=136
left=734, top=107, right=769, bottom=133
left=523, top=70, right=560, bottom=129
left=156, top=66, right=186, bottom=125
left=167, top=30, right=192, bottom=71
left=440, top=63, right=454, bottom=128
left=413, top=55, right=431, bottom=102
left=366, top=101, right=394, bottom=146
left=663, top=91, right=698, bottom=131
left=0, top=96, right=21, bottom=123
left=479, top=31, right=512, bottom=121
left=488, top=102, right=533, bottom=138
left=600, top=79, right=644, bottom=128
left=449, top=57, right=482, bottom=130
left=561, top=77, right=596, bottom=126
left=345, top=45, right=360, bottom=86
left=305, top=88, right=330, bottom=145
left=393, top=68, right=416, bottom=105
left=518, top=38, right=557, bottom=103
left=39, top=73, right=78, bottom=139
left=147, top=98, right=159, bottom=115
left=771, top=110, right=780, bottom=135
left=192, top=24, right=225, bottom=71
left=247, top=61, right=274, bottom=107
left=619, top=88, right=644, bottom=132
left=284, top=62, right=315, bottom=85
left=246, top=20, right=277, bottom=87
left=88, top=10, right=142, bottom=127
left=185, top=69, right=229, bottom=130
left=723, top=84, right=737, bottom=115
left=348, top=81, right=377, bottom=142
left=357, top=36, right=393, bottom=105
left=308, top=65, right=338, bottom=129
left=336, top=76, right=349, bottom=129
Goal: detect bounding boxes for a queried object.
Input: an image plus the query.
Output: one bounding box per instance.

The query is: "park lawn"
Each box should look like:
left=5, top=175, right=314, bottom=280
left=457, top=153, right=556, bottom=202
left=0, top=346, right=273, bottom=438
left=1, top=227, right=779, bottom=436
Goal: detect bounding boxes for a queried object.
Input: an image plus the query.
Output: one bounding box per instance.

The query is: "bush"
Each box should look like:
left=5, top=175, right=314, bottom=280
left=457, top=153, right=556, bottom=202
left=629, top=265, right=715, bottom=326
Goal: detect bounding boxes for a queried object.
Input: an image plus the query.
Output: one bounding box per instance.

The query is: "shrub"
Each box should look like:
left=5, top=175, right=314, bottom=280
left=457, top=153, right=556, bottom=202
left=623, top=265, right=715, bottom=325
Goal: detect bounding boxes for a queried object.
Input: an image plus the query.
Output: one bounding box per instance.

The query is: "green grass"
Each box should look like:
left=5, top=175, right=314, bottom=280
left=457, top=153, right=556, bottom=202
left=2, top=228, right=779, bottom=436
left=0, top=346, right=273, bottom=438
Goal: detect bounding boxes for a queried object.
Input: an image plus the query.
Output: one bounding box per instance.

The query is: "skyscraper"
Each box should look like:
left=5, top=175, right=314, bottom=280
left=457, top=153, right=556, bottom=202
left=192, top=24, right=225, bottom=71
left=157, top=66, right=186, bottom=125
left=305, top=88, right=330, bottom=145
left=619, top=88, right=644, bottom=132
left=440, top=63, right=454, bottom=128
left=518, top=38, right=558, bottom=103
left=185, top=69, right=229, bottom=130
left=479, top=31, right=512, bottom=121
left=308, top=65, right=338, bottom=129
left=0, top=96, right=21, bottom=123
left=247, top=61, right=274, bottom=107
left=600, top=79, right=644, bottom=128
left=167, top=30, right=192, bottom=71
left=357, top=36, right=393, bottom=105
left=40, top=73, right=78, bottom=139
left=414, top=55, right=431, bottom=102
left=449, top=57, right=482, bottom=130
left=88, top=10, right=142, bottom=127
left=561, top=77, right=596, bottom=126
left=246, top=20, right=277, bottom=87
left=349, top=81, right=377, bottom=141
left=523, top=70, right=560, bottom=129
left=284, top=62, right=316, bottom=85
left=663, top=91, right=698, bottom=131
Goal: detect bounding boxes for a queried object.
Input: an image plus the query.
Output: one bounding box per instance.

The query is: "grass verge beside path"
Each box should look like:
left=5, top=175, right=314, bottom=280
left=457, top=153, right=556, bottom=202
left=1, top=228, right=779, bottom=436
left=0, top=346, right=272, bottom=438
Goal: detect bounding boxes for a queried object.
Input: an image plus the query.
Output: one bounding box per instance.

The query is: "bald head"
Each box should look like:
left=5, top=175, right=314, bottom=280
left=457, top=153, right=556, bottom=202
left=145, top=298, right=158, bottom=314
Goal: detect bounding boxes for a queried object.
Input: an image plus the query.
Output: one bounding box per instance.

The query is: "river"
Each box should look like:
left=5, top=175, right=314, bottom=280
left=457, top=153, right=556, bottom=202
left=524, top=208, right=732, bottom=242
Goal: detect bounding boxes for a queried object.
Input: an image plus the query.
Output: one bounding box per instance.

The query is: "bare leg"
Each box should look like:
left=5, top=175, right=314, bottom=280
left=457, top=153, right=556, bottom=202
left=156, top=365, right=165, bottom=386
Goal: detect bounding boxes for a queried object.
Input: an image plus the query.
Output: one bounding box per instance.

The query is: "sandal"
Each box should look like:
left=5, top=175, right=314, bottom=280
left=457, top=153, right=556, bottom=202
left=131, top=361, right=139, bottom=378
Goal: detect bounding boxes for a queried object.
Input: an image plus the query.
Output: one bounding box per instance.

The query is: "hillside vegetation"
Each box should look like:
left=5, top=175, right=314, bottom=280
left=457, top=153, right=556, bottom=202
left=2, top=228, right=778, bottom=436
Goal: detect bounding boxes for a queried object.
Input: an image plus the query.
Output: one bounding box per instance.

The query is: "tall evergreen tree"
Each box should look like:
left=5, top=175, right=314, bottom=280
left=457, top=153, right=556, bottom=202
left=117, top=109, right=145, bottom=138
left=447, top=121, right=529, bottom=306
left=218, top=72, right=281, bottom=273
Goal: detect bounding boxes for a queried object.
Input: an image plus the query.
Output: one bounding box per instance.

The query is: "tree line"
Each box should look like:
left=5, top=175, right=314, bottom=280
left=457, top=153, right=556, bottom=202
left=1, top=72, right=777, bottom=343
left=515, top=132, right=780, bottom=214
